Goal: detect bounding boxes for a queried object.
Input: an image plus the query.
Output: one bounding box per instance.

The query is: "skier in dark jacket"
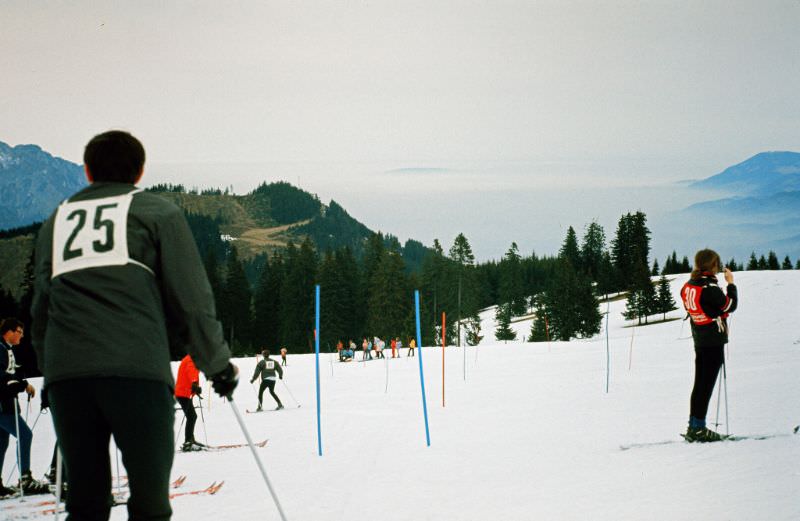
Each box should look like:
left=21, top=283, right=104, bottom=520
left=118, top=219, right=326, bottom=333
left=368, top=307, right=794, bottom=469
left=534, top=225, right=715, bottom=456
left=0, top=318, right=50, bottom=497
left=31, top=130, right=239, bottom=520
left=680, top=248, right=738, bottom=442
left=250, top=350, right=284, bottom=411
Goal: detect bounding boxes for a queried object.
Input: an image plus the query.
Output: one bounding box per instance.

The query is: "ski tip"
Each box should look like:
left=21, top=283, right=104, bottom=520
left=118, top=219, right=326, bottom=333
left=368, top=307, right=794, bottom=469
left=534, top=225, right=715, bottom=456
left=794, top=425, right=799, bottom=434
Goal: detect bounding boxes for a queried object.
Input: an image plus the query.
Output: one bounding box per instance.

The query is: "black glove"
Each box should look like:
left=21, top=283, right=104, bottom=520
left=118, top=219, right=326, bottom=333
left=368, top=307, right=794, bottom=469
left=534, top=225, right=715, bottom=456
left=211, top=363, right=239, bottom=399
left=41, top=387, right=50, bottom=410
left=191, top=382, right=202, bottom=396
left=279, top=375, right=283, bottom=380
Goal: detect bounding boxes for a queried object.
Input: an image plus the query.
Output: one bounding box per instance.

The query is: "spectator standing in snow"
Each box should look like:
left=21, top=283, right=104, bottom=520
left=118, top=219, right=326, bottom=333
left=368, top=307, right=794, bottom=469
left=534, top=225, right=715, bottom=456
left=31, top=131, right=238, bottom=520
left=407, top=338, right=416, bottom=357
left=280, top=346, right=288, bottom=366
left=0, top=318, right=49, bottom=497
left=680, top=249, right=738, bottom=442
left=250, top=349, right=284, bottom=411
left=175, top=355, right=204, bottom=452
left=391, top=337, right=397, bottom=358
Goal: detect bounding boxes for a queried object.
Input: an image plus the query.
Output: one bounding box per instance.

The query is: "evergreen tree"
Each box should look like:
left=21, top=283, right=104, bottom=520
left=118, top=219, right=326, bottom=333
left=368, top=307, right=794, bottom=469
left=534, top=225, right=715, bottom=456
left=595, top=251, right=616, bottom=297
left=220, top=247, right=254, bottom=355
left=559, top=226, right=581, bottom=272
left=464, top=314, right=483, bottom=346
left=580, top=221, right=605, bottom=281
left=757, top=255, right=768, bottom=270
left=726, top=258, right=739, bottom=272
left=420, top=239, right=449, bottom=345
left=280, top=239, right=318, bottom=352
left=367, top=248, right=410, bottom=340
left=767, top=251, right=780, bottom=270
left=494, top=303, right=516, bottom=341
left=782, top=255, right=793, bottom=270
left=335, top=247, right=361, bottom=341
left=679, top=256, right=691, bottom=272
left=747, top=252, right=758, bottom=270
left=796, top=259, right=800, bottom=270
left=651, top=259, right=660, bottom=276
left=253, top=252, right=283, bottom=349
left=449, top=233, right=478, bottom=346
left=528, top=295, right=549, bottom=342
left=499, top=242, right=526, bottom=316
left=655, top=274, right=678, bottom=320
left=318, top=250, right=348, bottom=346
left=544, top=257, right=601, bottom=340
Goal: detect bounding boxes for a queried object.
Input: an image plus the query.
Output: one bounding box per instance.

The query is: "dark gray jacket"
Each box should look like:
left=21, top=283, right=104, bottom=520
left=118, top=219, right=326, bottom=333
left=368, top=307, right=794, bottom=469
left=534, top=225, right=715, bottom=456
left=251, top=357, right=283, bottom=382
left=31, top=182, right=230, bottom=387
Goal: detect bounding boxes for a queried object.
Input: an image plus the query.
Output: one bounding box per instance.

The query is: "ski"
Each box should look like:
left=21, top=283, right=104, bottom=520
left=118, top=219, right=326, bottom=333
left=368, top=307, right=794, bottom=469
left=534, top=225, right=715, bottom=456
left=5, top=479, right=218, bottom=519
left=622, top=430, right=797, bottom=451
left=3, top=475, right=187, bottom=510
left=180, top=439, right=268, bottom=451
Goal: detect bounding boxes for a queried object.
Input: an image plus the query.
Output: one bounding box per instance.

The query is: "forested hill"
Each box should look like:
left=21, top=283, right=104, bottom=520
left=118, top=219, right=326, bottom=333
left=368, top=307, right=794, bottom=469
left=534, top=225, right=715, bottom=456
left=147, top=181, right=430, bottom=273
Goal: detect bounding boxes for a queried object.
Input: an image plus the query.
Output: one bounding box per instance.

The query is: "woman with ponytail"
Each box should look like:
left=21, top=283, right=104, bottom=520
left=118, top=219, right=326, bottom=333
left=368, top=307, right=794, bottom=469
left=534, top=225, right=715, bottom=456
left=680, top=249, right=738, bottom=442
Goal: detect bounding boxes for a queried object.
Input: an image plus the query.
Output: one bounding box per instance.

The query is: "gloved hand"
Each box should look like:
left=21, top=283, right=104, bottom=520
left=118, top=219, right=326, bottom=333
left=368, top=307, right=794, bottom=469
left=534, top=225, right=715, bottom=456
left=211, top=363, right=239, bottom=399
left=279, top=375, right=283, bottom=380
left=191, top=382, right=202, bottom=396
left=5, top=379, right=27, bottom=395
left=41, top=387, right=50, bottom=410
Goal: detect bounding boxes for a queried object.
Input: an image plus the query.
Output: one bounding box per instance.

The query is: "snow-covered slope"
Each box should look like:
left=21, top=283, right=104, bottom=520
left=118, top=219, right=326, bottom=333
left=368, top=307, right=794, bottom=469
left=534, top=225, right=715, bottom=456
left=8, top=271, right=800, bottom=520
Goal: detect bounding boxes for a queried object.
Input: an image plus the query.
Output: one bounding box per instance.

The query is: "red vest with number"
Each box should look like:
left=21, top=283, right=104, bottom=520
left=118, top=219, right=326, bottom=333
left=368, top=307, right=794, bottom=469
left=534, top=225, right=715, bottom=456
left=681, top=282, right=712, bottom=325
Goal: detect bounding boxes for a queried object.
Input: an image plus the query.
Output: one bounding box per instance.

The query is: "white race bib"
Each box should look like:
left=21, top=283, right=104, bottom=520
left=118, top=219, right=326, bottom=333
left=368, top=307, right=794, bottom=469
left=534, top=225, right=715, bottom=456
left=52, top=190, right=142, bottom=278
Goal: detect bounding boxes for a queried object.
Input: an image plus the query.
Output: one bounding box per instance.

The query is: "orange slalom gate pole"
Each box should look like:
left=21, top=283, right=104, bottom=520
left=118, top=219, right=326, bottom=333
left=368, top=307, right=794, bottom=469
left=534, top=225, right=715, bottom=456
left=442, top=312, right=446, bottom=407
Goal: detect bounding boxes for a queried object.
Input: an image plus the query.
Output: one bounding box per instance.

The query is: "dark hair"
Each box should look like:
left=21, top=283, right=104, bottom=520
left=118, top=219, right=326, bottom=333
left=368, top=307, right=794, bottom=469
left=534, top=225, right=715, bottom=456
left=0, top=317, right=23, bottom=335
left=691, top=249, right=721, bottom=279
left=84, top=130, right=145, bottom=183
left=262, top=349, right=270, bottom=358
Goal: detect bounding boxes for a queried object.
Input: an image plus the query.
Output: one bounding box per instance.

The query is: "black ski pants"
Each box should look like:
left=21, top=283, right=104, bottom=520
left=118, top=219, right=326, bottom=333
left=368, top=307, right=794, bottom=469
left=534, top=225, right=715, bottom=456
left=49, top=378, right=174, bottom=521
left=176, top=397, right=197, bottom=444
left=258, top=379, right=282, bottom=407
left=690, top=344, right=725, bottom=421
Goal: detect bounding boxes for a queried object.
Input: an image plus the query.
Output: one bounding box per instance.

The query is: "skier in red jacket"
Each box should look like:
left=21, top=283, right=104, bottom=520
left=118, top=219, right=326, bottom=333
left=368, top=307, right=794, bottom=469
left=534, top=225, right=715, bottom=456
left=175, top=355, right=204, bottom=451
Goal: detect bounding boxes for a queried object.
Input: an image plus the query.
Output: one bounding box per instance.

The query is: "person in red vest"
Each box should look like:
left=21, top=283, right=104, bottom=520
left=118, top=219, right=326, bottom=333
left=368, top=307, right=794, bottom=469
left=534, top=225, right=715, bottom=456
left=175, top=355, right=204, bottom=451
left=680, top=249, right=738, bottom=442
left=390, top=337, right=397, bottom=358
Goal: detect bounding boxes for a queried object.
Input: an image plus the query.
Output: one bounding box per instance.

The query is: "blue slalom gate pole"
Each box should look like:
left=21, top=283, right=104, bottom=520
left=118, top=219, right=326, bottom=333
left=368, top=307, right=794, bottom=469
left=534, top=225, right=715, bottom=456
left=414, top=290, right=431, bottom=446
left=315, top=285, right=322, bottom=456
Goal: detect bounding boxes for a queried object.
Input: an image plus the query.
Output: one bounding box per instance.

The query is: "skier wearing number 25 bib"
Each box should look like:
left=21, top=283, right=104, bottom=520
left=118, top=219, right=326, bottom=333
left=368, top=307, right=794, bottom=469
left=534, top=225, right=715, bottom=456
left=31, top=131, right=239, bottom=520
left=680, top=248, right=738, bottom=443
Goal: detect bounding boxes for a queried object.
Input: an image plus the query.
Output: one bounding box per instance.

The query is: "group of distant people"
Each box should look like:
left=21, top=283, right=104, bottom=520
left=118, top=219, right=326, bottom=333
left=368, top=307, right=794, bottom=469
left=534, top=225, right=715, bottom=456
left=336, top=337, right=417, bottom=361
left=0, top=130, right=743, bottom=520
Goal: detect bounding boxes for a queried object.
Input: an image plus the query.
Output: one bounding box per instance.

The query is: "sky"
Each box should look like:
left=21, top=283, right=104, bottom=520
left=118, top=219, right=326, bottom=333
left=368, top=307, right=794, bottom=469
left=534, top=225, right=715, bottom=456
left=2, top=1, right=799, bottom=260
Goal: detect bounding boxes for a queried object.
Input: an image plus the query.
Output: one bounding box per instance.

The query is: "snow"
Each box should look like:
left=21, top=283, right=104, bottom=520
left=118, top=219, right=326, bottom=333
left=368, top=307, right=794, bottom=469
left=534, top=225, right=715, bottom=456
left=6, top=271, right=800, bottom=520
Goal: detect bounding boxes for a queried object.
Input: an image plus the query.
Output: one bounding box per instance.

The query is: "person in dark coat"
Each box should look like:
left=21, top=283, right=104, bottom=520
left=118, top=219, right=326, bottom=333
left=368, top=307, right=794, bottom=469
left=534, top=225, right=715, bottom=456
left=680, top=248, right=738, bottom=442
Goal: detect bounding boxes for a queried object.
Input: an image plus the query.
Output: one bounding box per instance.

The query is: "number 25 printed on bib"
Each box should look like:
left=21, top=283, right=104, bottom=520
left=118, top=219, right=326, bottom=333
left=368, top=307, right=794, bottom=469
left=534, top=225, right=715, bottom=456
left=52, top=192, right=137, bottom=278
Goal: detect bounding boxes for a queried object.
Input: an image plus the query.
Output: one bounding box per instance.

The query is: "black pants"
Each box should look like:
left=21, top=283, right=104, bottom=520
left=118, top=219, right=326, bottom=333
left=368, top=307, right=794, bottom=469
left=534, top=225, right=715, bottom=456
left=49, top=378, right=174, bottom=521
left=690, top=344, right=725, bottom=421
left=258, top=379, right=282, bottom=407
left=176, top=397, right=197, bottom=444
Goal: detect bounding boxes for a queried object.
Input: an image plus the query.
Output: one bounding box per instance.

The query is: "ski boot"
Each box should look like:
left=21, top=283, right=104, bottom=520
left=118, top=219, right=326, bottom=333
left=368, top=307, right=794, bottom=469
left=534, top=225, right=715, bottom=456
left=256, top=404, right=263, bottom=412
left=276, top=404, right=284, bottom=411
left=684, top=426, right=724, bottom=443
left=181, top=440, right=204, bottom=452
left=19, top=471, right=51, bottom=495
left=0, top=478, right=18, bottom=499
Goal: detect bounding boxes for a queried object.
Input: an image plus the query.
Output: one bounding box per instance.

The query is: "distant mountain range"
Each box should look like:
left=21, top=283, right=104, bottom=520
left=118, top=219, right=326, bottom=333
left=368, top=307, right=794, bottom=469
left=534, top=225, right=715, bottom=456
left=0, top=141, right=87, bottom=230
left=0, top=139, right=432, bottom=298
left=664, top=151, right=800, bottom=261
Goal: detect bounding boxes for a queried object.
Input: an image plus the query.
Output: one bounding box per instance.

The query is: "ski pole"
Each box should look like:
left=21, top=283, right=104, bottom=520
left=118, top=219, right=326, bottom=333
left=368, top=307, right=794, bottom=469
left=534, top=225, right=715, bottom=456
left=196, top=395, right=209, bottom=446
left=228, top=397, right=288, bottom=521
left=26, top=395, right=30, bottom=423
left=14, top=397, right=24, bottom=498
left=722, top=359, right=730, bottom=436
left=114, top=443, right=122, bottom=496
left=281, top=380, right=301, bottom=408
left=174, top=415, right=186, bottom=447
left=713, top=373, right=723, bottom=429
left=55, top=447, right=63, bottom=521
